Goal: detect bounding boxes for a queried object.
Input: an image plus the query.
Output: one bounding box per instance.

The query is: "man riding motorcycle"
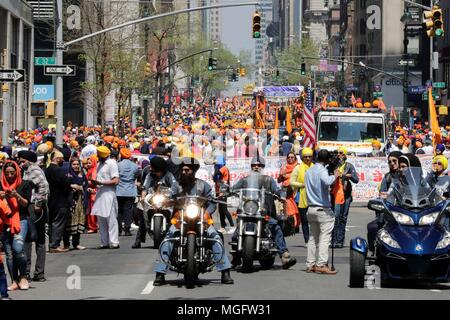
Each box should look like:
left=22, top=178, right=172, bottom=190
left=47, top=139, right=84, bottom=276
left=153, top=157, right=234, bottom=286
left=230, top=156, right=297, bottom=269
left=132, top=156, right=178, bottom=248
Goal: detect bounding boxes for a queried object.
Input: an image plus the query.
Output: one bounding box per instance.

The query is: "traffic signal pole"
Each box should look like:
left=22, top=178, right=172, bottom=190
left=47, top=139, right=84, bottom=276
left=56, top=0, right=63, bottom=145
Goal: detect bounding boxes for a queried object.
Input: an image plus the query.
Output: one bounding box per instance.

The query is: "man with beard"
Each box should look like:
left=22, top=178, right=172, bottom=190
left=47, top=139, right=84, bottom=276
left=18, top=151, right=49, bottom=281
left=45, top=151, right=73, bottom=253
left=153, top=157, right=234, bottom=286
left=91, top=146, right=120, bottom=249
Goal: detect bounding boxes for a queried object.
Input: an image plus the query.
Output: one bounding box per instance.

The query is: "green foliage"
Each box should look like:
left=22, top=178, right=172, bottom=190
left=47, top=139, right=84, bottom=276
left=274, top=38, right=320, bottom=85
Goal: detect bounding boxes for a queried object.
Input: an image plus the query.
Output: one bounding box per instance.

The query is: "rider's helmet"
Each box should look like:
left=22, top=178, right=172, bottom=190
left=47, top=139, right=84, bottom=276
left=250, top=156, right=266, bottom=168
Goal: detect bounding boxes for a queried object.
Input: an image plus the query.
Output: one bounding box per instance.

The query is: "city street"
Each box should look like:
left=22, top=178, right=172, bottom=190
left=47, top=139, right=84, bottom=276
left=7, top=206, right=449, bottom=300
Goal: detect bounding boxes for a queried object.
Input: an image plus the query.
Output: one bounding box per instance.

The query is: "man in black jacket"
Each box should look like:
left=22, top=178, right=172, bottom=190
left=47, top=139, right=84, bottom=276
left=230, top=156, right=297, bottom=269
left=45, top=151, right=73, bottom=253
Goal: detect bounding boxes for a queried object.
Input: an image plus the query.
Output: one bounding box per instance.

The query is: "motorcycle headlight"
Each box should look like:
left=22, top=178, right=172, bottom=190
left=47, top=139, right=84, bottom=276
left=418, top=212, right=439, bottom=226
left=378, top=229, right=400, bottom=249
left=391, top=211, right=414, bottom=226
left=243, top=200, right=259, bottom=214
left=186, top=204, right=200, bottom=219
left=152, top=194, right=165, bottom=208
left=436, top=231, right=450, bottom=250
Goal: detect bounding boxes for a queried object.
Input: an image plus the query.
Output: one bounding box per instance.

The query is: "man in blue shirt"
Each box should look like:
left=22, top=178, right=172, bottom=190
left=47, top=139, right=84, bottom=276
left=304, top=149, right=340, bottom=275
left=116, top=148, right=139, bottom=236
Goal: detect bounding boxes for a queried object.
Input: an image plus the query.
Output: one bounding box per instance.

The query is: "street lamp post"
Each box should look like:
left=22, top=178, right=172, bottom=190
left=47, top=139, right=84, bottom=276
left=401, top=9, right=413, bottom=126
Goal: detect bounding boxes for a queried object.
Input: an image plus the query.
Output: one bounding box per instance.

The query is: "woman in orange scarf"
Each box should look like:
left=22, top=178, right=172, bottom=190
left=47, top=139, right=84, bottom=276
left=0, top=197, right=12, bottom=299
left=278, top=152, right=300, bottom=234
left=85, top=156, right=98, bottom=233
left=0, top=161, right=32, bottom=291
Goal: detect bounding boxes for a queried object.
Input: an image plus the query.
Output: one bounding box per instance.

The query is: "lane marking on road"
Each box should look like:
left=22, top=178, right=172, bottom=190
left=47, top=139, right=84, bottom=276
left=430, top=289, right=441, bottom=292
left=141, top=281, right=154, bottom=295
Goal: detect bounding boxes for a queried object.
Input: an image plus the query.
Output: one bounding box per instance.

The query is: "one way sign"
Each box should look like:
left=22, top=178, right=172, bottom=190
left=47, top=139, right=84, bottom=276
left=44, top=65, right=76, bottom=76
left=0, top=69, right=25, bottom=82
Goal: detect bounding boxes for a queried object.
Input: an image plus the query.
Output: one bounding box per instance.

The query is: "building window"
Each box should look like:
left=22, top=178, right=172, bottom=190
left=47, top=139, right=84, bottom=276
left=359, top=0, right=366, bottom=9
left=359, top=44, right=366, bottom=56
left=359, top=19, right=366, bottom=35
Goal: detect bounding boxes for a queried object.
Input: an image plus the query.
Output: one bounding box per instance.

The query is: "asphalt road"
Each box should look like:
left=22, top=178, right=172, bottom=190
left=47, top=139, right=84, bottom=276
left=5, top=207, right=450, bottom=300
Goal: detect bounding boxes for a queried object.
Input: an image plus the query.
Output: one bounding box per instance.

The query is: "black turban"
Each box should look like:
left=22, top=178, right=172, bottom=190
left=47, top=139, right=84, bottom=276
left=150, top=156, right=168, bottom=173
left=17, top=150, right=38, bottom=163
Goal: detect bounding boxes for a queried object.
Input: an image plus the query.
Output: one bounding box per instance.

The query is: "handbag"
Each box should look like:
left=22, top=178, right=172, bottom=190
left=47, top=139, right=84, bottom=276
left=25, top=207, right=38, bottom=243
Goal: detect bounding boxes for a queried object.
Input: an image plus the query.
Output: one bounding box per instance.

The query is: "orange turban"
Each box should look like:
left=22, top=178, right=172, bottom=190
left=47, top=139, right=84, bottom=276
left=118, top=139, right=127, bottom=147
left=120, top=148, right=131, bottom=159
left=104, top=135, right=114, bottom=144
left=70, top=140, right=79, bottom=148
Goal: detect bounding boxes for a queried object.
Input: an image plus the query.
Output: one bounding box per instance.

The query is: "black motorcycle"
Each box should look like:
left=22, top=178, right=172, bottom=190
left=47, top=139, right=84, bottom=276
left=158, top=195, right=225, bottom=288
left=229, top=187, right=278, bottom=273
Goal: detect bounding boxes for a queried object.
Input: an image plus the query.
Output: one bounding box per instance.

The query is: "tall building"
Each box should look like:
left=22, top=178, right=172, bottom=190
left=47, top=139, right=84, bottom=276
left=205, top=0, right=221, bottom=42
left=0, top=0, right=34, bottom=132
left=304, top=0, right=330, bottom=52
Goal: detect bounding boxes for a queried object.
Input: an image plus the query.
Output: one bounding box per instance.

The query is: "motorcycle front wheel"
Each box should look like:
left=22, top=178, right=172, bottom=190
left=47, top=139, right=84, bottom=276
left=242, top=235, right=256, bottom=273
left=184, top=233, right=197, bottom=289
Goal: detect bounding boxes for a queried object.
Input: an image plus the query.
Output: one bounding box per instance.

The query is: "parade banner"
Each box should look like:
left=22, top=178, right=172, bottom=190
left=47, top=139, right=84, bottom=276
left=194, top=155, right=435, bottom=204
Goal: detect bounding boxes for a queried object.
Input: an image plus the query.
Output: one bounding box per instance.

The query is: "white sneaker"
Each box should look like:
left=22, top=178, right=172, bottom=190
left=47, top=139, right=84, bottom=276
left=130, top=223, right=139, bottom=230
left=218, top=228, right=226, bottom=233
left=227, top=227, right=236, bottom=234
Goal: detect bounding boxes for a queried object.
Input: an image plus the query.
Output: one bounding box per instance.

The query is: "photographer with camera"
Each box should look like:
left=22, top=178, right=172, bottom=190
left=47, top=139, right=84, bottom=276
left=304, top=149, right=341, bottom=274
left=330, top=147, right=359, bottom=248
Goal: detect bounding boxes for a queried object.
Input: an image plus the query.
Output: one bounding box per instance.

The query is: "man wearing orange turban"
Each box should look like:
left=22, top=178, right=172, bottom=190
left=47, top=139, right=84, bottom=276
left=120, top=148, right=131, bottom=159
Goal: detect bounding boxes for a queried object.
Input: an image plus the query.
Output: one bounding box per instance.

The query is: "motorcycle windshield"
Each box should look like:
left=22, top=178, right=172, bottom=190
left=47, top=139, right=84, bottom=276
left=235, top=172, right=263, bottom=201
left=388, top=167, right=436, bottom=209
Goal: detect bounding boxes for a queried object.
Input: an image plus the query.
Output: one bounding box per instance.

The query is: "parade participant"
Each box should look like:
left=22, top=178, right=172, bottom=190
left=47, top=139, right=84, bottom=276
left=435, top=143, right=446, bottom=156
left=368, top=139, right=385, bottom=157
left=80, top=136, right=97, bottom=161
left=426, top=155, right=448, bottom=188
left=63, top=158, right=88, bottom=250
left=153, top=157, right=234, bottom=286
left=213, top=156, right=234, bottom=234
left=91, top=146, right=120, bottom=249
left=116, top=148, right=139, bottom=237
left=0, top=200, right=12, bottom=299
left=367, top=151, right=402, bottom=252
left=85, top=156, right=98, bottom=234
left=422, top=138, right=434, bottom=154
left=45, top=151, right=72, bottom=253
left=291, top=148, right=314, bottom=244
left=278, top=152, right=299, bottom=235
left=18, top=150, right=49, bottom=282
left=133, top=156, right=178, bottom=248
left=231, top=156, right=297, bottom=269
left=304, top=150, right=340, bottom=274
left=331, top=147, right=359, bottom=248
left=0, top=161, right=32, bottom=290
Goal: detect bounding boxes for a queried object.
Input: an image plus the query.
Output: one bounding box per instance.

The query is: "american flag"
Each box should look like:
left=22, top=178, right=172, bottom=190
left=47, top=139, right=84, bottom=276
left=302, top=86, right=316, bottom=148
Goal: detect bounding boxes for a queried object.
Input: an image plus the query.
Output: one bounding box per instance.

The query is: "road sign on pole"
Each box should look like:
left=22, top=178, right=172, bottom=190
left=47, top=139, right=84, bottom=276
left=0, top=69, right=25, bottom=82
left=44, top=65, right=76, bottom=76
left=433, top=82, right=446, bottom=88
left=34, top=57, right=56, bottom=66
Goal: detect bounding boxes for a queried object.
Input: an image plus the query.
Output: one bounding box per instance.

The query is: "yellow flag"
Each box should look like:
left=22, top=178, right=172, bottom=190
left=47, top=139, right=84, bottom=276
left=429, top=87, right=442, bottom=147
left=274, top=107, right=279, bottom=129
left=286, top=106, right=292, bottom=134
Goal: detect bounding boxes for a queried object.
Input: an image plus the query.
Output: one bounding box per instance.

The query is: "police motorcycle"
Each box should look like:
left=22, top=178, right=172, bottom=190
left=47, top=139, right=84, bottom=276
left=350, top=167, right=450, bottom=288
left=158, top=195, right=226, bottom=288
left=143, top=182, right=173, bottom=248
left=228, top=187, right=279, bottom=273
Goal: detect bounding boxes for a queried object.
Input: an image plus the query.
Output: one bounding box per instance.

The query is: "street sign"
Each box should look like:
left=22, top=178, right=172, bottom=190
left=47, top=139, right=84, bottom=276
left=433, top=82, right=446, bottom=89
left=346, top=85, right=359, bottom=91
left=34, top=57, right=56, bottom=66
left=422, top=91, right=440, bottom=101
left=373, top=92, right=383, bottom=98
left=408, top=85, right=427, bottom=94
left=374, top=85, right=381, bottom=92
left=44, top=65, right=76, bottom=76
left=32, top=85, right=55, bottom=101
left=398, top=59, right=416, bottom=66
left=0, top=69, right=25, bottom=82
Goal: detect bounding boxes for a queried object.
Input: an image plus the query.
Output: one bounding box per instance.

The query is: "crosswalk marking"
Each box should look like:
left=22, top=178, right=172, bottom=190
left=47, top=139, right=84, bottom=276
left=141, top=281, right=154, bottom=295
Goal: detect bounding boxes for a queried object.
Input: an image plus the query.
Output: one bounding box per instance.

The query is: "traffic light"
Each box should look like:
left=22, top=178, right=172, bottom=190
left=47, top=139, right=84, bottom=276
left=208, top=57, right=217, bottom=71
left=30, top=102, right=46, bottom=117
left=144, top=62, right=152, bottom=76
left=46, top=100, right=56, bottom=117
left=423, top=9, right=434, bottom=37
left=351, top=69, right=356, bottom=79
left=300, top=63, right=306, bottom=75
left=432, top=6, right=444, bottom=37
left=239, top=67, right=246, bottom=77
left=252, top=11, right=261, bottom=38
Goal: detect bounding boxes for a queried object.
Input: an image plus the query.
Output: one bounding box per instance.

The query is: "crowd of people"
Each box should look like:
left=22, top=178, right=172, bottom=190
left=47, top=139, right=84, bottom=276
left=0, top=96, right=449, bottom=298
